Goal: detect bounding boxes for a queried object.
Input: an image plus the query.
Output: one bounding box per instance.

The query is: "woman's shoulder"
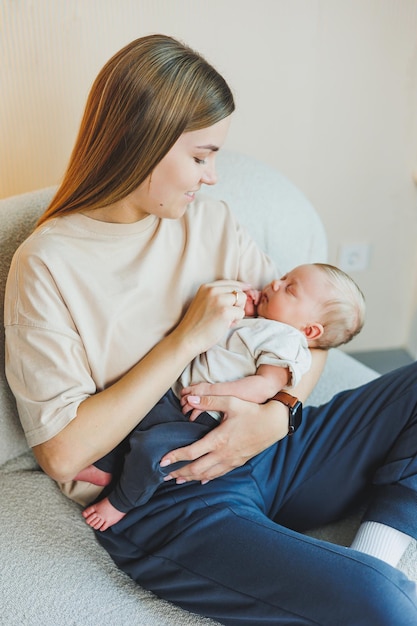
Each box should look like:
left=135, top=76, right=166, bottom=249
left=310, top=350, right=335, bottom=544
left=11, top=218, right=63, bottom=262
left=9, top=214, right=103, bottom=275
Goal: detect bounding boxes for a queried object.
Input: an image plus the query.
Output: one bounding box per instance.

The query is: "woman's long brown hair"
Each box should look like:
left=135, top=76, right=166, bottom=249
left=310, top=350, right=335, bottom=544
left=38, top=34, right=235, bottom=225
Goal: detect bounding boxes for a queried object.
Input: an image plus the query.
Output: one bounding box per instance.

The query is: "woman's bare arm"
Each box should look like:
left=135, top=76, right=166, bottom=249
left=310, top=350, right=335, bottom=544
left=32, top=280, right=248, bottom=482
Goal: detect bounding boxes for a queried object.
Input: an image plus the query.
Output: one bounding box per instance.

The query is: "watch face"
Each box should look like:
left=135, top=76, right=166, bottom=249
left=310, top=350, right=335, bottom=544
left=288, top=401, right=302, bottom=435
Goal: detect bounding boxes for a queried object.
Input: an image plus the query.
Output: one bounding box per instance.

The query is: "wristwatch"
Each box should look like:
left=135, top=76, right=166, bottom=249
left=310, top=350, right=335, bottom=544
left=270, top=391, right=303, bottom=435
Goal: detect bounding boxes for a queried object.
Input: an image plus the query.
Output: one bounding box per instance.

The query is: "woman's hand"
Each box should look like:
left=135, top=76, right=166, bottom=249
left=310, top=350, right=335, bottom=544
left=173, top=280, right=249, bottom=358
left=160, top=395, right=289, bottom=483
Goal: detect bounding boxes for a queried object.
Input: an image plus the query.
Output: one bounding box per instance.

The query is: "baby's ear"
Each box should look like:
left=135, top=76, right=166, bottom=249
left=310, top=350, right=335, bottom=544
left=303, top=323, right=324, bottom=341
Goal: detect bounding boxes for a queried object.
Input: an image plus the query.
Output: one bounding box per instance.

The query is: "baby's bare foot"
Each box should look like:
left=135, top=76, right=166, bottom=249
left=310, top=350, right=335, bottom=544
left=83, top=497, right=126, bottom=532
left=74, top=465, right=112, bottom=487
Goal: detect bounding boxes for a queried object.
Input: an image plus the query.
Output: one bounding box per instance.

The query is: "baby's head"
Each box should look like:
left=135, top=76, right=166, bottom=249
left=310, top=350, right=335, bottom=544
left=257, top=263, right=365, bottom=349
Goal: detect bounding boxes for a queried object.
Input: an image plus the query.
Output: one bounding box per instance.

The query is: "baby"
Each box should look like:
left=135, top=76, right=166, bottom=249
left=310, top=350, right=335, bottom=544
left=78, top=263, right=365, bottom=531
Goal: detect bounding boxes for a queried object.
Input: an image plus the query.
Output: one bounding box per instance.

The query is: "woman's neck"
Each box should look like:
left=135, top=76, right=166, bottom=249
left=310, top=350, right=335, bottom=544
left=81, top=198, right=149, bottom=224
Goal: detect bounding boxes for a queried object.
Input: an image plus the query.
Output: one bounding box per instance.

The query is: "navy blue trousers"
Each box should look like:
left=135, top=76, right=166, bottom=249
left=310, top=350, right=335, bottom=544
left=96, top=363, right=417, bottom=625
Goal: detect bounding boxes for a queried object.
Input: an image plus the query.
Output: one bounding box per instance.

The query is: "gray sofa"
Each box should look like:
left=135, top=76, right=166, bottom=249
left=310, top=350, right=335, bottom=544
left=1, top=151, right=415, bottom=625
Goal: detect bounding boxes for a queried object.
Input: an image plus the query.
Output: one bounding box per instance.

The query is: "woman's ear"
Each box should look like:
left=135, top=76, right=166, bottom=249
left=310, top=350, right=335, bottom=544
left=303, top=323, right=324, bottom=341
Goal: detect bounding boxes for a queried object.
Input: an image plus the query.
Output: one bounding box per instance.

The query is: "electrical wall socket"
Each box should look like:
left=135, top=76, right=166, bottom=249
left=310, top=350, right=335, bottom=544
left=337, top=243, right=371, bottom=272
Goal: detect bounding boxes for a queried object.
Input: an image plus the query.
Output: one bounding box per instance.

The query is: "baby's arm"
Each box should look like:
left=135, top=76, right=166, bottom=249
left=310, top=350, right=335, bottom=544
left=181, top=365, right=290, bottom=418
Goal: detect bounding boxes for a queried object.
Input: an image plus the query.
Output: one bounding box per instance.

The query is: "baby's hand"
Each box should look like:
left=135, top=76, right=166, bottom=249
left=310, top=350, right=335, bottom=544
left=244, top=289, right=261, bottom=317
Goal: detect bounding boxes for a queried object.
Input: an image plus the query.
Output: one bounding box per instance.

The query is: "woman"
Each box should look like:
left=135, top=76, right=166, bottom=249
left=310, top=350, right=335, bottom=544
left=5, top=34, right=417, bottom=625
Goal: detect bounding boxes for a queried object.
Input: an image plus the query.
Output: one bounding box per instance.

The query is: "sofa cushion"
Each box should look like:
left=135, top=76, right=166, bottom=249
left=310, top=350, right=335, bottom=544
left=0, top=452, right=221, bottom=625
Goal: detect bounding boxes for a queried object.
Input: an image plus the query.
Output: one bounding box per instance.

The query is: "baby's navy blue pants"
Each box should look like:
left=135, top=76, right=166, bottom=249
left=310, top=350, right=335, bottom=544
left=96, top=363, right=417, bottom=625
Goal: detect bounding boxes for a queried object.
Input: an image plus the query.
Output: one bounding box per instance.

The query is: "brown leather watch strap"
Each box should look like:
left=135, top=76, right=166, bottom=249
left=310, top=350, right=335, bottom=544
left=270, top=390, right=300, bottom=409
left=269, top=390, right=303, bottom=435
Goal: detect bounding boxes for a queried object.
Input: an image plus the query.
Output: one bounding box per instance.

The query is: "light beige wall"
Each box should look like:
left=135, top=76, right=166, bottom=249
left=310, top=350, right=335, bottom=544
left=1, top=0, right=417, bottom=352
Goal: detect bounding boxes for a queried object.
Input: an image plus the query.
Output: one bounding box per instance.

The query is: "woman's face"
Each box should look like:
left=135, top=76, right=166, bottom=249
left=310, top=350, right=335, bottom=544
left=132, top=115, right=232, bottom=220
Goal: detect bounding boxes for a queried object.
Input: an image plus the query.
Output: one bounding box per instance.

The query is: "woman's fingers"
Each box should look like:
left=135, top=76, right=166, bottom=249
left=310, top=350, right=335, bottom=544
left=194, top=280, right=249, bottom=313
left=160, top=394, right=288, bottom=483
left=160, top=425, right=239, bottom=483
left=174, top=281, right=249, bottom=355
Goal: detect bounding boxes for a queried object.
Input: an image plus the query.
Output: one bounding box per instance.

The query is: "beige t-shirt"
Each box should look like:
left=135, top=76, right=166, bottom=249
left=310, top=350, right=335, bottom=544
left=5, top=195, right=277, bottom=501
